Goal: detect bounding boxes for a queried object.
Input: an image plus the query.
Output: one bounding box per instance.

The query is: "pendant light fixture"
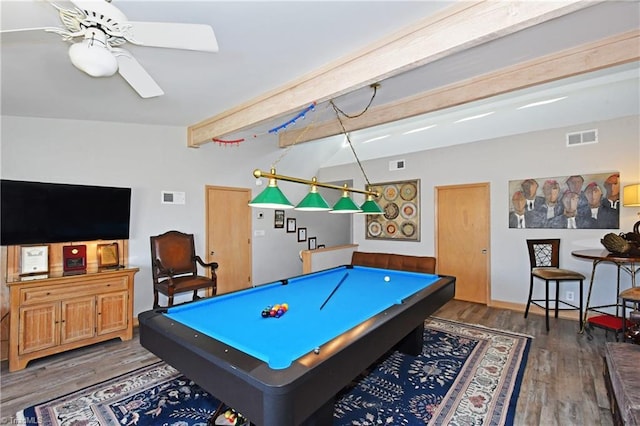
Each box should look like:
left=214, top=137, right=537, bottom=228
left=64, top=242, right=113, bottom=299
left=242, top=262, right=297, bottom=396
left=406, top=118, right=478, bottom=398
left=295, top=178, right=331, bottom=211
left=330, top=185, right=362, bottom=214
left=248, top=84, right=383, bottom=214
left=248, top=169, right=293, bottom=209
left=250, top=169, right=378, bottom=212
left=360, top=191, right=384, bottom=214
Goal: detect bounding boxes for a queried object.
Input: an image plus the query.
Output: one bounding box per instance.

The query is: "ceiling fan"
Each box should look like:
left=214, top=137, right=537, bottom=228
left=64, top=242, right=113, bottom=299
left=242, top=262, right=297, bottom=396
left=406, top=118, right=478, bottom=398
left=2, top=0, right=219, bottom=98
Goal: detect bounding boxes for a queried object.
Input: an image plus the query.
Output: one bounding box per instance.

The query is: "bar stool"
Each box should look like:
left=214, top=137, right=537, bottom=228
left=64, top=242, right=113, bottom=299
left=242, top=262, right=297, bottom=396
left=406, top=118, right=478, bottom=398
left=524, top=239, right=585, bottom=332
left=620, top=287, right=640, bottom=343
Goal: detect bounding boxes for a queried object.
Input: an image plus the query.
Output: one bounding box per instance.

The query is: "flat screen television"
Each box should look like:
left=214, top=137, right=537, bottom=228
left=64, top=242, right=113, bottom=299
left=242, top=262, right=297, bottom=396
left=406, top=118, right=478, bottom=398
left=1, top=179, right=131, bottom=246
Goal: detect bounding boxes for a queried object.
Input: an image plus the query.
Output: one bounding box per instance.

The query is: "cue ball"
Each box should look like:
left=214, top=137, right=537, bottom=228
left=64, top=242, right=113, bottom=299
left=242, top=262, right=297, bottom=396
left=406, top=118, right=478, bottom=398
left=314, top=347, right=320, bottom=354
left=384, top=276, right=390, bottom=282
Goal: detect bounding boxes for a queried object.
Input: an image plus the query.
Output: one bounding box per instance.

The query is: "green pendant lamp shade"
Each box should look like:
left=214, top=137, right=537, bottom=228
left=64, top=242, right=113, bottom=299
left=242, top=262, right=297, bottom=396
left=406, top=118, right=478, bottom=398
left=360, top=193, right=383, bottom=215
left=295, top=178, right=331, bottom=211
left=248, top=169, right=294, bottom=209
left=330, top=185, right=362, bottom=213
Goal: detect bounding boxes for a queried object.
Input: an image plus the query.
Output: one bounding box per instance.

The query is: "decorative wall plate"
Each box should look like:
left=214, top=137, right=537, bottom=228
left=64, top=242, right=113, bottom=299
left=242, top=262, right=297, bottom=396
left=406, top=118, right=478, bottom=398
left=368, top=221, right=382, bottom=237
left=385, top=222, right=398, bottom=236
left=401, top=221, right=416, bottom=237
left=400, top=202, right=417, bottom=219
left=366, top=179, right=420, bottom=241
left=400, top=182, right=417, bottom=201
left=383, top=185, right=398, bottom=201
left=384, top=202, right=400, bottom=220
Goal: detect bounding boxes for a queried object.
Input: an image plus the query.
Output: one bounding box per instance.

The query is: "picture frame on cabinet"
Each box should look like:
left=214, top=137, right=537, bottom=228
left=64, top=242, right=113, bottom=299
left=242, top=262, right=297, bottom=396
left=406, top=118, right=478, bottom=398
left=97, top=242, right=120, bottom=269
left=62, top=245, right=87, bottom=274
left=20, top=245, right=49, bottom=276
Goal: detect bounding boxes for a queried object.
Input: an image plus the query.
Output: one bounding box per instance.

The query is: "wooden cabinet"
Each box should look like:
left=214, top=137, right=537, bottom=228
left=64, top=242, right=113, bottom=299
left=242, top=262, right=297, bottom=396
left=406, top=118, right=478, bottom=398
left=8, top=268, right=138, bottom=371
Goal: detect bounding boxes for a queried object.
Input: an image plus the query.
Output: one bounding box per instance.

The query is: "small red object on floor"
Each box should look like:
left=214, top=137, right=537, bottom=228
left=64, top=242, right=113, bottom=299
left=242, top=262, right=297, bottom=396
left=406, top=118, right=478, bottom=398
left=588, top=314, right=628, bottom=332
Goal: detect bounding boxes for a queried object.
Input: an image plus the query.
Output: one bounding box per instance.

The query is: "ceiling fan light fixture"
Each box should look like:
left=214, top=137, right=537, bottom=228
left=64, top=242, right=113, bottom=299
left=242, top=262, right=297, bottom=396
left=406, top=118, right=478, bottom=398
left=68, top=39, right=118, bottom=77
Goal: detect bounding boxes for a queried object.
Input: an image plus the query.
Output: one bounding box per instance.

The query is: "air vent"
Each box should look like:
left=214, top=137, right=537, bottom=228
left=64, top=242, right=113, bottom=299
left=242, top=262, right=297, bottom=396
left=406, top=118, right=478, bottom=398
left=389, top=159, right=406, bottom=171
left=161, top=191, right=186, bottom=205
left=566, top=129, right=598, bottom=147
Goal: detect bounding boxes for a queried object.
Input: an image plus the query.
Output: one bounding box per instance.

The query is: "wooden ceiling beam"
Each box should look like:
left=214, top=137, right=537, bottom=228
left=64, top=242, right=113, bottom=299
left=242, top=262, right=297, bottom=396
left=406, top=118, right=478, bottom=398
left=278, top=30, right=640, bottom=147
left=187, top=0, right=592, bottom=147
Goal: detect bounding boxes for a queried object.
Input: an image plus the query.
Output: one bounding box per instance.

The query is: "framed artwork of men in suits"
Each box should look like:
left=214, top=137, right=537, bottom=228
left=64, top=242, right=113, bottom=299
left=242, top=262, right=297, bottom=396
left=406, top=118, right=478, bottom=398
left=508, top=172, right=620, bottom=229
left=366, top=179, right=420, bottom=241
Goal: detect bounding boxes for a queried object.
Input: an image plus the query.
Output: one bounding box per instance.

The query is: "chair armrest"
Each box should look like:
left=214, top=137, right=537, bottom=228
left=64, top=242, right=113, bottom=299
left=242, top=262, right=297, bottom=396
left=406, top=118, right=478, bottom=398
left=194, top=256, right=219, bottom=282
left=194, top=256, right=218, bottom=270
left=154, top=259, right=177, bottom=287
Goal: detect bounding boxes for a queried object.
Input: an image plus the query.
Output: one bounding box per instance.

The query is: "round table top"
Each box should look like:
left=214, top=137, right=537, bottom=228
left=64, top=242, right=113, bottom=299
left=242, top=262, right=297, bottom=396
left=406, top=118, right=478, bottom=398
left=620, top=286, right=640, bottom=301
left=572, top=249, right=640, bottom=263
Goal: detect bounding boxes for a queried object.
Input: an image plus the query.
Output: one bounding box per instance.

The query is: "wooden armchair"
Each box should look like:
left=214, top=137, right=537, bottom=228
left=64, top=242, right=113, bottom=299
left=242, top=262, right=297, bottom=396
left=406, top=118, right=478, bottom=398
left=150, top=230, right=218, bottom=308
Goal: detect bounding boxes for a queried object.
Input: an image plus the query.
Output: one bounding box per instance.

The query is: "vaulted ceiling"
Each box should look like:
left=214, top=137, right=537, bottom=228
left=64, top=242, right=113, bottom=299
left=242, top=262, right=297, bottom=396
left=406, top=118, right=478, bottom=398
left=2, top=1, right=638, bottom=160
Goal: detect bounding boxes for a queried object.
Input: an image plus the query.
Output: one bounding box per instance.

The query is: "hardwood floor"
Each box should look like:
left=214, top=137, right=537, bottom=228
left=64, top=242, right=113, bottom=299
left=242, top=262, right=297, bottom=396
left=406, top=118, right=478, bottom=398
left=0, top=300, right=615, bottom=425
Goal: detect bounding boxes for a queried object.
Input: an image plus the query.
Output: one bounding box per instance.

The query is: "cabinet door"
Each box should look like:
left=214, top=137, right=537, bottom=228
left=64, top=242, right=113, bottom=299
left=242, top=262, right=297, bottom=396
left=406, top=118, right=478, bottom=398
left=97, top=291, right=128, bottom=335
left=19, top=303, right=59, bottom=354
left=60, top=296, right=96, bottom=344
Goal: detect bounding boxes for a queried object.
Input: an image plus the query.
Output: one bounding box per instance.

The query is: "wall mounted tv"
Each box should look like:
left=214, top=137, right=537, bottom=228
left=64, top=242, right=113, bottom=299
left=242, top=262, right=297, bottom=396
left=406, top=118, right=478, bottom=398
left=1, top=179, right=131, bottom=246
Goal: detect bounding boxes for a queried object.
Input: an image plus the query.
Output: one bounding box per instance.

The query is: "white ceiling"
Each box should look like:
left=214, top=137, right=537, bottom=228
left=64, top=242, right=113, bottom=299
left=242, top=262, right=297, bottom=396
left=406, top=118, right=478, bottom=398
left=322, top=61, right=640, bottom=166
left=1, top=0, right=639, bottom=163
left=1, top=0, right=451, bottom=125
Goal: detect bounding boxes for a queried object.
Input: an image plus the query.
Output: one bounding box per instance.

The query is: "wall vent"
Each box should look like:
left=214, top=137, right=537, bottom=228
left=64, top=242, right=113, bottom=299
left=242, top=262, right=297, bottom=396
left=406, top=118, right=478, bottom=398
left=566, top=129, right=598, bottom=147
left=161, top=191, right=186, bottom=205
left=389, top=159, right=406, bottom=171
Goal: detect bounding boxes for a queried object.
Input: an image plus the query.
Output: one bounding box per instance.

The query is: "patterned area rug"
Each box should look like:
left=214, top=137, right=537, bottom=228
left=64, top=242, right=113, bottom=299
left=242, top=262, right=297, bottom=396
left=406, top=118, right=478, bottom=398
left=17, top=318, right=531, bottom=426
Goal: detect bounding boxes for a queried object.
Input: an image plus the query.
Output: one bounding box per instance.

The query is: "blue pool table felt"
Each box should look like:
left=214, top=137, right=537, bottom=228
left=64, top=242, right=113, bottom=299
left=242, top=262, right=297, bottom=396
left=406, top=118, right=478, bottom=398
left=166, top=266, right=440, bottom=369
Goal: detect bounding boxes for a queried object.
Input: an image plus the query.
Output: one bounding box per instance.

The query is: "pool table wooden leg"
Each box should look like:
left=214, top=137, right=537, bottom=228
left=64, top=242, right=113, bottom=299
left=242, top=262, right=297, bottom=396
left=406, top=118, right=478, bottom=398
left=395, top=323, right=425, bottom=357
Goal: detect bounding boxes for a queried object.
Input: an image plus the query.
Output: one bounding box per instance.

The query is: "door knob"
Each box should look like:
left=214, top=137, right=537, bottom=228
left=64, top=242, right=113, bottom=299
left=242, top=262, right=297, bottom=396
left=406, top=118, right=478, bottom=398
left=481, top=249, right=488, bottom=254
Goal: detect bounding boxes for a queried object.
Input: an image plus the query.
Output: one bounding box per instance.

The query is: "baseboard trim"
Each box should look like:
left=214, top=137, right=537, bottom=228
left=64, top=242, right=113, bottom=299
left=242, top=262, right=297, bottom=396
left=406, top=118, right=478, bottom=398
left=489, top=299, right=582, bottom=322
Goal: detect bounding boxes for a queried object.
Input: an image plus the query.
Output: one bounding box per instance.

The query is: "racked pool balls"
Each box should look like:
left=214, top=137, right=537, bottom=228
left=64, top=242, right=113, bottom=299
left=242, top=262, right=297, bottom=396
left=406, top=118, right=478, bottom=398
left=262, top=303, right=288, bottom=318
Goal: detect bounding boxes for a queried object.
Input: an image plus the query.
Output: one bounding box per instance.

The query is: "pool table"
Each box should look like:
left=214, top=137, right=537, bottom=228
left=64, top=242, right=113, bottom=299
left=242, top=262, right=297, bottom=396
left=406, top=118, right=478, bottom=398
left=138, top=265, right=455, bottom=426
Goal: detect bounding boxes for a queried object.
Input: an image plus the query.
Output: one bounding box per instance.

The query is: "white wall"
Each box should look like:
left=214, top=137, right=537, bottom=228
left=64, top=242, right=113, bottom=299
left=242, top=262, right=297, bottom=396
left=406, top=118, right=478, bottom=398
left=0, top=116, right=342, bottom=315
left=3, top=114, right=639, bottom=317
left=318, top=115, right=640, bottom=310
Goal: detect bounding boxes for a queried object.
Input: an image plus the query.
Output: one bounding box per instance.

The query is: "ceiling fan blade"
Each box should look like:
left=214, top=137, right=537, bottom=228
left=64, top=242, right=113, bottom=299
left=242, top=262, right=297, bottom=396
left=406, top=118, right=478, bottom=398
left=124, top=22, right=218, bottom=52
left=114, top=50, right=164, bottom=98
left=0, top=27, right=61, bottom=42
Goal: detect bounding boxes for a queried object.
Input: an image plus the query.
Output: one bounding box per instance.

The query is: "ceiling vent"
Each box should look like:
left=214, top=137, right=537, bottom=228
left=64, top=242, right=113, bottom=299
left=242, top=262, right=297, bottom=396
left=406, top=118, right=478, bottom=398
left=566, top=129, right=598, bottom=147
left=389, top=159, right=406, bottom=171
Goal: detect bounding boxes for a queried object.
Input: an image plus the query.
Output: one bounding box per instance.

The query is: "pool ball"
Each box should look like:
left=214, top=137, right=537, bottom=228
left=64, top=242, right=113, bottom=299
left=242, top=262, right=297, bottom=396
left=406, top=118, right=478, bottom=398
left=313, top=347, right=320, bottom=354
left=261, top=310, right=269, bottom=318
left=384, top=276, right=390, bottom=282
